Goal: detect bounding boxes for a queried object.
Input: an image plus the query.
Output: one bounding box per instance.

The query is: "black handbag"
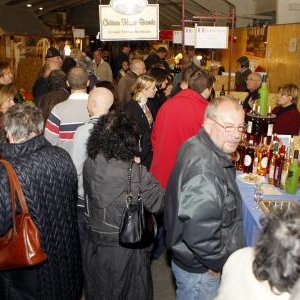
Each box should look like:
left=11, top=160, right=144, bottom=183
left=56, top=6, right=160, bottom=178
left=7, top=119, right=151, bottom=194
left=119, top=161, right=157, bottom=249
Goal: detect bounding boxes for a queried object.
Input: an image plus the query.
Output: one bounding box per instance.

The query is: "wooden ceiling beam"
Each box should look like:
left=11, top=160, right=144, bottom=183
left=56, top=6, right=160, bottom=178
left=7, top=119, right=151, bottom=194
left=0, top=0, right=14, bottom=4
left=35, top=0, right=89, bottom=16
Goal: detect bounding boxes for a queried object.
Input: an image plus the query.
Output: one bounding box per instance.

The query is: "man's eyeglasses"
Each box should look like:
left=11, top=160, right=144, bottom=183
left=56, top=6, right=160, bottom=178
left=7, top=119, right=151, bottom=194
left=208, top=117, right=245, bottom=133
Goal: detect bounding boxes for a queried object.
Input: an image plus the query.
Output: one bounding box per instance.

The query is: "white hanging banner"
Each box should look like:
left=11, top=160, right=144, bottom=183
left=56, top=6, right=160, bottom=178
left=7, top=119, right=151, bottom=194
left=173, top=28, right=195, bottom=45
left=99, top=4, right=159, bottom=41
left=173, top=31, right=182, bottom=44
left=184, top=27, right=195, bottom=46
left=195, top=26, right=229, bottom=49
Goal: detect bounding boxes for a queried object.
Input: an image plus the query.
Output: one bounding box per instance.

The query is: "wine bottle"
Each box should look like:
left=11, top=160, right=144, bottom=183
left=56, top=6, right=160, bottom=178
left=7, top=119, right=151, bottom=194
left=243, top=138, right=255, bottom=173
left=253, top=106, right=261, bottom=145
left=210, top=87, right=216, bottom=101
left=220, top=84, right=226, bottom=96
left=285, top=150, right=300, bottom=194
left=235, top=133, right=247, bottom=171
left=257, top=137, right=269, bottom=176
left=252, top=157, right=258, bottom=175
left=258, top=75, right=268, bottom=116
left=266, top=106, right=274, bottom=144
left=289, top=137, right=295, bottom=158
left=246, top=104, right=256, bottom=140
left=268, top=143, right=279, bottom=185
left=274, top=145, right=286, bottom=187
left=280, top=153, right=291, bottom=190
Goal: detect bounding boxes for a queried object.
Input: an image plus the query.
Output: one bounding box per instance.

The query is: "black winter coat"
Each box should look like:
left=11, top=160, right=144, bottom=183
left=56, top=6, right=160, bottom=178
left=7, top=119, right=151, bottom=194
left=165, top=129, right=245, bottom=273
left=0, top=135, right=83, bottom=300
left=83, top=155, right=164, bottom=300
left=123, top=100, right=153, bottom=170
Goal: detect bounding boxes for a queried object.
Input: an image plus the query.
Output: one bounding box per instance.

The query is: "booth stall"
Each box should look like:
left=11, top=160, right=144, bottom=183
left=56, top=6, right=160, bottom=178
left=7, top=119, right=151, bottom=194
left=0, top=5, right=52, bottom=91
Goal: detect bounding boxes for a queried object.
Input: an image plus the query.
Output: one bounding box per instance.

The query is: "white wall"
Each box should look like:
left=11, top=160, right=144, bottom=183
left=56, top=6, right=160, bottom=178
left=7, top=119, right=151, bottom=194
left=230, top=0, right=256, bottom=27
left=277, top=0, right=300, bottom=24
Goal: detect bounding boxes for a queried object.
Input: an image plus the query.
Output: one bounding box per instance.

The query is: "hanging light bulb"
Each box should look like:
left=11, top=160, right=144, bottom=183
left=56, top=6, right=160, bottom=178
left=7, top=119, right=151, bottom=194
left=110, top=0, right=148, bottom=15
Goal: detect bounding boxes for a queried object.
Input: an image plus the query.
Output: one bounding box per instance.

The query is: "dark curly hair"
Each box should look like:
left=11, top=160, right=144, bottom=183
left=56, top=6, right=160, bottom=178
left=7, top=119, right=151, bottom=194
left=253, top=206, right=300, bottom=294
left=86, top=111, right=140, bottom=161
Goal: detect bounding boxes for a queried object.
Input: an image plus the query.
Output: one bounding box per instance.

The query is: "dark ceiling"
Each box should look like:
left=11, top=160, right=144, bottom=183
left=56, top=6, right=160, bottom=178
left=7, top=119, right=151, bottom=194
left=0, top=0, right=237, bottom=35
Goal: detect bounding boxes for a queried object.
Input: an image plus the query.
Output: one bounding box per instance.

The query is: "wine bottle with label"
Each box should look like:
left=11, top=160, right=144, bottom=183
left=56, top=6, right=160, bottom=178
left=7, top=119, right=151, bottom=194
left=246, top=104, right=256, bottom=140
left=268, top=143, right=279, bottom=185
left=235, top=133, right=247, bottom=171
left=253, top=106, right=261, bottom=145
left=252, top=157, right=258, bottom=175
left=266, top=106, right=274, bottom=144
left=243, top=138, right=255, bottom=173
left=285, top=150, right=300, bottom=194
left=274, top=145, right=286, bottom=187
left=280, top=153, right=291, bottom=190
left=257, top=137, right=269, bottom=176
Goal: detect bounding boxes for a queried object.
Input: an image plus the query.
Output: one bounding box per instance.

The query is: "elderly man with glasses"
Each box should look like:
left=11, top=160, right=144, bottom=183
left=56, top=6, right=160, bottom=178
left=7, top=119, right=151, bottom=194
left=165, top=96, right=245, bottom=300
left=242, top=72, right=262, bottom=112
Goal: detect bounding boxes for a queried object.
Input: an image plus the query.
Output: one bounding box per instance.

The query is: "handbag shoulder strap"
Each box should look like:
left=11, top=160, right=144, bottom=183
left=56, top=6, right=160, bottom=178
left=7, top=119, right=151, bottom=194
left=126, top=161, right=142, bottom=203
left=0, top=159, right=29, bottom=215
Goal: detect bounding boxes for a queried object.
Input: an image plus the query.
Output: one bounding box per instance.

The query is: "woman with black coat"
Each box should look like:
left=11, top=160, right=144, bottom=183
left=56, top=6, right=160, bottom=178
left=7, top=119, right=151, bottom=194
left=0, top=104, right=83, bottom=299
left=123, top=74, right=157, bottom=170
left=83, top=111, right=164, bottom=299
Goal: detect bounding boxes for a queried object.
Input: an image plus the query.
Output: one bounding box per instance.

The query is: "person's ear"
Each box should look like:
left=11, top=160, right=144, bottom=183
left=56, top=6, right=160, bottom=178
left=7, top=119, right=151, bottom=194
left=203, top=87, right=212, bottom=99
left=203, top=118, right=212, bottom=134
left=6, top=130, right=14, bottom=143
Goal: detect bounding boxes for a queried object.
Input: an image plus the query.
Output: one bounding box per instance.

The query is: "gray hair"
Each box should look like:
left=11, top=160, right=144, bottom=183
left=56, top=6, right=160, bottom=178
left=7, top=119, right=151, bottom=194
left=76, top=55, right=94, bottom=72
left=4, top=104, right=43, bottom=141
left=205, top=96, right=243, bottom=119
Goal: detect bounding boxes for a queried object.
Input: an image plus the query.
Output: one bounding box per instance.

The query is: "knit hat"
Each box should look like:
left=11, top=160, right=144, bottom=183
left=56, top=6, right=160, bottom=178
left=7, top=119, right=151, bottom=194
left=45, top=47, right=61, bottom=58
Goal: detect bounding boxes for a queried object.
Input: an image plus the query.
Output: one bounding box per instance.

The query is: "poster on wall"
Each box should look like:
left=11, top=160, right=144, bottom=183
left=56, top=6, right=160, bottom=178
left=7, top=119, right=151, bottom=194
left=73, top=28, right=85, bottom=38
left=195, top=26, right=229, bottom=49
left=99, top=4, right=159, bottom=41
left=246, top=25, right=268, bottom=58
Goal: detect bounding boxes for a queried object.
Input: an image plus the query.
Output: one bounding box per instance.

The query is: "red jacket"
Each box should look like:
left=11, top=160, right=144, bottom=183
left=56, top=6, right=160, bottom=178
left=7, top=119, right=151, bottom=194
left=272, top=104, right=300, bottom=135
left=150, top=89, right=208, bottom=188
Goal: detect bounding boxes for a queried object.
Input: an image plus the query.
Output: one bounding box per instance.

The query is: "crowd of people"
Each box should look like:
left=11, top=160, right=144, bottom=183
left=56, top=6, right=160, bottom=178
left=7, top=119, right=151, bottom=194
left=0, top=46, right=299, bottom=300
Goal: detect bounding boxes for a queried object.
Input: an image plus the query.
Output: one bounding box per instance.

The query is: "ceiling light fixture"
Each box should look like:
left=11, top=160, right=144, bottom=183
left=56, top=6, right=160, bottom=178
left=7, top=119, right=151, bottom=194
left=39, top=7, right=43, bottom=10
left=110, top=0, right=148, bottom=15
left=26, top=3, right=32, bottom=7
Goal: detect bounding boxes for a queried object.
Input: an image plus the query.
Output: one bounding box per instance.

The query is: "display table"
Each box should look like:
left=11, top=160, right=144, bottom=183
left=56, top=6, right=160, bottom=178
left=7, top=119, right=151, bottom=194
left=236, top=175, right=300, bottom=246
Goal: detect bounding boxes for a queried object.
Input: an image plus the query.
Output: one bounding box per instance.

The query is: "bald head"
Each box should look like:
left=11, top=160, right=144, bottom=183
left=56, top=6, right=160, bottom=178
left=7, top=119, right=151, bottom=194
left=88, top=87, right=114, bottom=117
left=130, top=59, right=146, bottom=76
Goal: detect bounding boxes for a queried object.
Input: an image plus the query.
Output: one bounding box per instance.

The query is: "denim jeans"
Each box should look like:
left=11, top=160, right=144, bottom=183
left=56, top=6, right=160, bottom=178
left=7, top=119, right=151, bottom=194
left=172, top=261, right=221, bottom=300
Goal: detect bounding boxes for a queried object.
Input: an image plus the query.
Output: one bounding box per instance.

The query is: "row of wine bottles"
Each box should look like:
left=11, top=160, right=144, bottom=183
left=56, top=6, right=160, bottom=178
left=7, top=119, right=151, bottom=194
left=245, top=104, right=275, bottom=145
left=235, top=134, right=300, bottom=194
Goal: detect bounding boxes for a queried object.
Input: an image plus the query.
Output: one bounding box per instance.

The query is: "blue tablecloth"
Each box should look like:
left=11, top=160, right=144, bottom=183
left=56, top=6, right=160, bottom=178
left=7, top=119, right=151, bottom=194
left=236, top=175, right=300, bottom=246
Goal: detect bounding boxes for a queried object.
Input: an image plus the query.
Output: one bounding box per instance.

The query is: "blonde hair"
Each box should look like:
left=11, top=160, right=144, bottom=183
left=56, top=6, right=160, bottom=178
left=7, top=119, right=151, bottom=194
left=0, top=84, right=16, bottom=110
left=132, top=75, right=156, bottom=102
left=280, top=83, right=299, bottom=104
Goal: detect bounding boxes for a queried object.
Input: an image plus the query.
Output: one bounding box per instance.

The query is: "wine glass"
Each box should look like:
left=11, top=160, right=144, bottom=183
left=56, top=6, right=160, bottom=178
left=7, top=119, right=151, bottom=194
left=253, top=183, right=263, bottom=210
